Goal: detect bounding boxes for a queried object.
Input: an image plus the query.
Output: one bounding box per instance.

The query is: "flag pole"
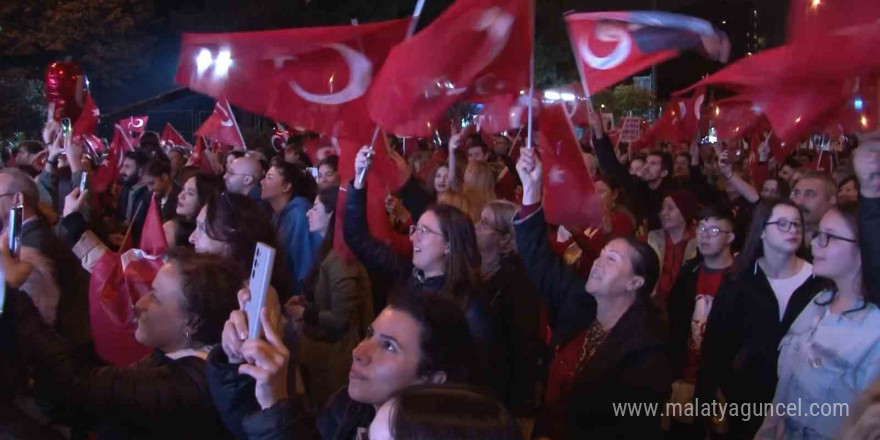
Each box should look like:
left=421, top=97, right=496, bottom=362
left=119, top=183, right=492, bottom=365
left=368, top=0, right=426, bottom=149
left=566, top=16, right=594, bottom=110
left=226, top=100, right=247, bottom=151
left=119, top=200, right=145, bottom=253
left=525, top=0, right=535, bottom=150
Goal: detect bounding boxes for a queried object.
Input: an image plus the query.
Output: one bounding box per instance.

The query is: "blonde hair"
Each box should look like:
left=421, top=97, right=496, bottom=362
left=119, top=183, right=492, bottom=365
left=460, top=161, right=497, bottom=223
left=483, top=200, right=520, bottom=255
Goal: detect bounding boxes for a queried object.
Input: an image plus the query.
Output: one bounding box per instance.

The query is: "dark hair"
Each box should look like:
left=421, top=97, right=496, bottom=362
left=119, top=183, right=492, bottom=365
left=783, top=156, right=803, bottom=170
left=647, top=151, right=673, bottom=174
left=763, top=177, right=791, bottom=199
left=138, top=131, right=161, bottom=150
left=124, top=150, right=150, bottom=169
left=144, top=158, right=171, bottom=178
left=840, top=175, right=860, bottom=193
left=698, top=205, right=735, bottom=227
left=188, top=173, right=224, bottom=216
left=389, top=385, right=523, bottom=440
left=594, top=173, right=622, bottom=192
left=465, top=135, right=488, bottom=151
left=318, top=154, right=339, bottom=172
left=203, top=192, right=294, bottom=299
left=813, top=203, right=874, bottom=312
left=165, top=248, right=243, bottom=345
left=427, top=204, right=482, bottom=303
left=272, top=161, right=317, bottom=201
left=730, top=199, right=804, bottom=280
left=612, top=237, right=660, bottom=299
left=630, top=153, right=647, bottom=163
left=387, top=292, right=477, bottom=383
left=228, top=150, right=246, bottom=161
left=302, top=186, right=339, bottom=299
left=676, top=152, right=692, bottom=163
left=17, top=140, right=44, bottom=155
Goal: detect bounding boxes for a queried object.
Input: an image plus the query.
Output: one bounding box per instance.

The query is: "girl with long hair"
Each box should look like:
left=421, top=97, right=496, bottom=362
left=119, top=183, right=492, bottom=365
left=757, top=204, right=880, bottom=440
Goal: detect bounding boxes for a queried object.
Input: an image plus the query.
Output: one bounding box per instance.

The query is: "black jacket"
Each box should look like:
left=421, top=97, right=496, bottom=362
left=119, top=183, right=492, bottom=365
left=485, top=256, right=543, bottom=416
left=695, top=262, right=827, bottom=437
left=206, top=349, right=318, bottom=440
left=593, top=134, right=670, bottom=231
left=860, top=195, right=880, bottom=295
left=514, top=207, right=671, bottom=440
left=342, top=183, right=445, bottom=308
left=159, top=184, right=182, bottom=222
left=3, top=288, right=231, bottom=440
left=23, top=216, right=92, bottom=346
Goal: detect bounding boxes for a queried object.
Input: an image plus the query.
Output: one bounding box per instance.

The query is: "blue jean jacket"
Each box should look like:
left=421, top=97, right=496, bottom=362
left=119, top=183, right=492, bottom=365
left=756, top=290, right=880, bottom=440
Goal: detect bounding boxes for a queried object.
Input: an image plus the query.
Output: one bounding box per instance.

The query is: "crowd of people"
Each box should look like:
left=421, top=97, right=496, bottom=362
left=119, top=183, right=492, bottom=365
left=0, top=107, right=879, bottom=440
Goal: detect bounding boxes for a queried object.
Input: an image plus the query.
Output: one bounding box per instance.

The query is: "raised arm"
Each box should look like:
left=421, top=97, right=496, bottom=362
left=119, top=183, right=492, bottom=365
left=718, top=151, right=760, bottom=203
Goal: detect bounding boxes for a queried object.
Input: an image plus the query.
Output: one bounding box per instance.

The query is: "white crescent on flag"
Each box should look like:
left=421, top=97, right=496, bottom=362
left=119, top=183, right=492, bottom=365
left=289, top=44, right=372, bottom=105
left=130, top=118, right=145, bottom=129
left=678, top=101, right=688, bottom=120
left=694, top=94, right=705, bottom=120
left=217, top=102, right=234, bottom=127
left=579, top=23, right=633, bottom=71
left=473, top=7, right=516, bottom=65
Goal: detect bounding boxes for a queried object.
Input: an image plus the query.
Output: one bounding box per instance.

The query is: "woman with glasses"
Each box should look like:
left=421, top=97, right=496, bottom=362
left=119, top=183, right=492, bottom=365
left=756, top=204, right=880, bottom=440
left=697, top=199, right=826, bottom=440
left=475, top=200, right=543, bottom=417
left=344, top=147, right=485, bottom=340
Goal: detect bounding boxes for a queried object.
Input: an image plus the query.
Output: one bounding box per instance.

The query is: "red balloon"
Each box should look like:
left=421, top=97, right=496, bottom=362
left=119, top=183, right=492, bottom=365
left=45, top=61, right=88, bottom=122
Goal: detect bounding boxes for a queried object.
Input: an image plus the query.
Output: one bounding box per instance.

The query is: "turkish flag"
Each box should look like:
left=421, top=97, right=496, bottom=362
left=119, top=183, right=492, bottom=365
left=91, top=124, right=131, bottom=195
left=475, top=93, right=537, bottom=134
left=176, top=18, right=411, bottom=145
left=788, top=0, right=880, bottom=43
left=566, top=11, right=730, bottom=94
left=539, top=104, right=602, bottom=228
left=73, top=93, right=100, bottom=136
left=89, top=247, right=164, bottom=366
left=196, top=98, right=246, bottom=151
left=712, top=98, right=765, bottom=141
left=188, top=135, right=215, bottom=174
left=369, top=0, right=533, bottom=137
left=139, top=194, right=168, bottom=255
left=161, top=122, right=192, bottom=149
left=121, top=116, right=149, bottom=141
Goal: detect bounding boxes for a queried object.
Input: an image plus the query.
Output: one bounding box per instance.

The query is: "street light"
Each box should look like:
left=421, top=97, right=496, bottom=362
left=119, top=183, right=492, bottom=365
left=196, top=49, right=213, bottom=74
left=214, top=50, right=232, bottom=76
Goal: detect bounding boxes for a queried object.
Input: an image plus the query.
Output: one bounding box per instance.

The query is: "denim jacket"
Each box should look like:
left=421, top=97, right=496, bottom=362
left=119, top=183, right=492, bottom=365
left=756, top=290, right=880, bottom=440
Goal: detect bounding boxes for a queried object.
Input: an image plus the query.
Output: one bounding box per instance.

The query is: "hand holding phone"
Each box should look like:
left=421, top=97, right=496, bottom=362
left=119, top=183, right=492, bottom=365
left=244, top=243, right=276, bottom=340
left=8, top=206, right=22, bottom=260
left=60, top=118, right=72, bottom=141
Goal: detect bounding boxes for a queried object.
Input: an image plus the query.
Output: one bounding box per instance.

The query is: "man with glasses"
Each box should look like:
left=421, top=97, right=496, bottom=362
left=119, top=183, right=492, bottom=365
left=666, top=206, right=736, bottom=439
left=224, top=156, right=263, bottom=201
left=854, top=131, right=880, bottom=295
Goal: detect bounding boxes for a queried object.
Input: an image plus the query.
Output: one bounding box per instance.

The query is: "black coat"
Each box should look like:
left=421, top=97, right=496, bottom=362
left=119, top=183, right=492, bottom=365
left=594, top=134, right=670, bottom=231
left=159, top=183, right=182, bottom=222
left=860, top=195, right=880, bottom=295
left=514, top=207, right=671, bottom=440
left=206, top=349, right=318, bottom=440
left=695, top=262, right=827, bottom=438
left=342, top=182, right=445, bottom=310
left=3, top=288, right=231, bottom=440
left=485, top=256, right=543, bottom=416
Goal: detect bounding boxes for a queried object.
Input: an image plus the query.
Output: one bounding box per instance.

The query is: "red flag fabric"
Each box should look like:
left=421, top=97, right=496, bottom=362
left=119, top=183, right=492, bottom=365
left=161, top=122, right=192, bottom=149
left=139, top=194, right=168, bottom=255
left=195, top=98, right=246, bottom=151
left=476, top=93, right=540, bottom=134
left=121, top=116, right=149, bottom=141
left=176, top=19, right=411, bottom=145
left=189, top=135, right=215, bottom=174
left=91, top=124, right=130, bottom=194
left=711, top=98, right=765, bottom=141
left=539, top=104, right=602, bottom=227
left=72, top=93, right=100, bottom=136
left=788, top=0, right=880, bottom=43
left=89, top=248, right=161, bottom=366
left=369, top=0, right=533, bottom=137
left=566, top=11, right=730, bottom=95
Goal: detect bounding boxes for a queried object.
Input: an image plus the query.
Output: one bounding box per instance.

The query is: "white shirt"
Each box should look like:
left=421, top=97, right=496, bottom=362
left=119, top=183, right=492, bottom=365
left=767, top=261, right=813, bottom=320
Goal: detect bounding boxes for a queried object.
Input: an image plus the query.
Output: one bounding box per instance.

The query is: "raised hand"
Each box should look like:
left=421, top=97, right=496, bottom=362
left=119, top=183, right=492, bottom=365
left=221, top=287, right=252, bottom=363
left=353, top=146, right=373, bottom=189
left=239, top=308, right=290, bottom=410
left=62, top=187, right=89, bottom=218
left=516, top=147, right=543, bottom=205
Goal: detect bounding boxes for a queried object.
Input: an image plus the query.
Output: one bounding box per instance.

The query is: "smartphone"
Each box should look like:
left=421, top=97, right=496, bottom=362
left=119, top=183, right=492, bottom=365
left=60, top=118, right=72, bottom=140
left=8, top=205, right=22, bottom=260
left=244, top=242, right=276, bottom=339
left=80, top=173, right=89, bottom=194
left=0, top=263, right=6, bottom=318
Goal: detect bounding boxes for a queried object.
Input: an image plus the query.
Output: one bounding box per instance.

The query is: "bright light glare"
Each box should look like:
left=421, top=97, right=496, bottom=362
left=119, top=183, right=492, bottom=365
left=795, top=116, right=802, bottom=123
left=811, top=0, right=821, bottom=8
left=714, top=107, right=720, bottom=116
left=862, top=115, right=869, bottom=127
left=544, top=91, right=561, bottom=101
left=214, top=50, right=232, bottom=76
left=855, top=98, right=864, bottom=110
left=560, top=92, right=576, bottom=102
left=196, top=49, right=213, bottom=73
